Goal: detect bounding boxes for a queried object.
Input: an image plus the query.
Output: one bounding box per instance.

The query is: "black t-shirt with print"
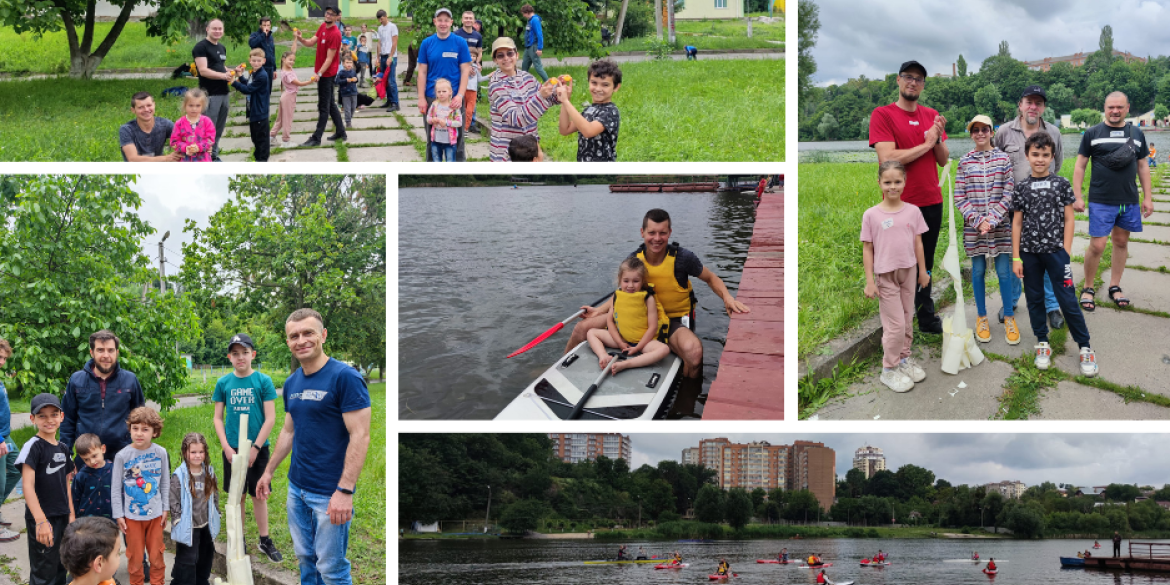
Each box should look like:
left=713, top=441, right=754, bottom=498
left=1009, top=174, right=1075, bottom=253
left=16, top=436, right=76, bottom=520
left=577, top=102, right=620, bottom=162
left=1077, top=122, right=1150, bottom=206
left=193, top=39, right=229, bottom=96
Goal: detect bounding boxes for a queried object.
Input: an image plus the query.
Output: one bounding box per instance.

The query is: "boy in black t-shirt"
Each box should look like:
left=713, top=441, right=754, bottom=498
left=16, top=393, right=76, bottom=585
left=556, top=59, right=622, bottom=162
left=1009, top=132, right=1098, bottom=377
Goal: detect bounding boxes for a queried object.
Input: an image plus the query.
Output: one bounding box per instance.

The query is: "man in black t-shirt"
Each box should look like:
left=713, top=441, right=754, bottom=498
left=193, top=19, right=234, bottom=161
left=1072, top=91, right=1154, bottom=309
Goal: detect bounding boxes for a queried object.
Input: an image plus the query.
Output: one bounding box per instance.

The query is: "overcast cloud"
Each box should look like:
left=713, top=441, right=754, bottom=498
left=810, top=0, right=1170, bottom=86
left=130, top=174, right=232, bottom=273
left=628, top=434, right=1170, bottom=488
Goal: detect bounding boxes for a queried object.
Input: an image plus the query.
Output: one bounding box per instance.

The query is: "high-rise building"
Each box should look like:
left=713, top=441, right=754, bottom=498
left=548, top=433, right=632, bottom=463
left=853, top=446, right=887, bottom=479
left=684, top=438, right=835, bottom=509
left=793, top=440, right=835, bottom=510
left=985, top=480, right=1027, bottom=499
left=682, top=447, right=700, bottom=466
left=720, top=441, right=789, bottom=490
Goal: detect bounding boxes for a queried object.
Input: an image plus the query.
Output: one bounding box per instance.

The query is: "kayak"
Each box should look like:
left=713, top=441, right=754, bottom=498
left=983, top=569, right=998, bottom=575
left=708, top=574, right=732, bottom=580
left=654, top=563, right=689, bottom=569
left=1093, top=545, right=1101, bottom=549
left=496, top=341, right=681, bottom=420
left=583, top=559, right=665, bottom=565
left=860, top=561, right=891, bottom=567
left=1060, top=557, right=1086, bottom=567
left=756, top=559, right=796, bottom=564
left=798, top=563, right=832, bottom=568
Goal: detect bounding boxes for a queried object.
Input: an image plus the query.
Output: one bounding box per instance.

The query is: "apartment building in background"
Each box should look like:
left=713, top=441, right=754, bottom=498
left=853, top=445, right=887, bottom=479
left=985, top=480, right=1028, bottom=499
left=685, top=438, right=835, bottom=510
left=548, top=433, right=632, bottom=463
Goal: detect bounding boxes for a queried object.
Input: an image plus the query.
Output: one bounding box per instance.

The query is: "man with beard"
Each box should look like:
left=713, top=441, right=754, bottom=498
left=868, top=60, right=949, bottom=333
left=61, top=330, right=145, bottom=465
left=993, top=85, right=1065, bottom=330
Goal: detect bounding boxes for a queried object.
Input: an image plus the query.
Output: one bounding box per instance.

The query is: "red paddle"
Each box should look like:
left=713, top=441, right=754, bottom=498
left=506, top=294, right=611, bottom=358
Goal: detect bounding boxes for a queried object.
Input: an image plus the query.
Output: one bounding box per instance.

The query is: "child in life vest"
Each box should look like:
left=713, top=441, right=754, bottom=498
left=587, top=257, right=672, bottom=374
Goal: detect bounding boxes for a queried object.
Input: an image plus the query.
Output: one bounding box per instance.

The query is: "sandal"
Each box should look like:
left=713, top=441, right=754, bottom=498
left=1108, top=285, right=1131, bottom=308
left=1080, top=287, right=1096, bottom=312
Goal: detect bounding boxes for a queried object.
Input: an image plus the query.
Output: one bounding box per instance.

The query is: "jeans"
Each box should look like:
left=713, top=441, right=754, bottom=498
left=380, top=54, right=399, bottom=106
left=424, top=119, right=465, bottom=162
left=429, top=142, right=457, bottom=161
left=0, top=439, right=18, bottom=505
left=312, top=76, right=346, bottom=141
left=971, top=254, right=1020, bottom=317
left=206, top=93, right=231, bottom=159
left=522, top=45, right=549, bottom=81
left=288, top=482, right=352, bottom=585
left=1020, top=249, right=1090, bottom=347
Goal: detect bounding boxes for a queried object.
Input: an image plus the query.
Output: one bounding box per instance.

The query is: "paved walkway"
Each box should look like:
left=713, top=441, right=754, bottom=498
left=813, top=170, right=1170, bottom=420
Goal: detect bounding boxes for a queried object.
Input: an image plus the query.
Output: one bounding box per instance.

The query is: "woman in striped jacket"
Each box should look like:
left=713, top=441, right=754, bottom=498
left=487, top=37, right=557, bottom=161
left=955, top=115, right=1020, bottom=346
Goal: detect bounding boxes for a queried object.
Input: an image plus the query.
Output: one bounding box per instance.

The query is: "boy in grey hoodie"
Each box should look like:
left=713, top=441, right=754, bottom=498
left=112, top=407, right=169, bottom=585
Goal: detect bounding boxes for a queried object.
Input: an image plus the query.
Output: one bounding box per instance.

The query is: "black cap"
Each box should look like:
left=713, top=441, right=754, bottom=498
left=227, top=333, right=255, bottom=353
left=1020, top=85, right=1047, bottom=101
left=31, top=393, right=63, bottom=414
left=899, top=60, right=927, bottom=77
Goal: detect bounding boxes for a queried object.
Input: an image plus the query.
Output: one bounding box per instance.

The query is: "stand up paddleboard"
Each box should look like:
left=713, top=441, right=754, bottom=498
left=757, top=559, right=796, bottom=564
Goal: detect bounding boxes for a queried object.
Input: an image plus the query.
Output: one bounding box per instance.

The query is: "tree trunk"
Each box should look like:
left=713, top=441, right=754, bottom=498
left=746, top=17, right=753, bottom=38
left=667, top=0, right=675, bottom=43
left=614, top=0, right=630, bottom=45
left=188, top=18, right=206, bottom=42
left=63, top=0, right=138, bottom=78
left=655, top=0, right=663, bottom=40
left=69, top=51, right=105, bottom=78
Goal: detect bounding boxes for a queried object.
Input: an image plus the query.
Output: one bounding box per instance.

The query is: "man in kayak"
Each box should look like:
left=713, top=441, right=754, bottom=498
left=672, top=551, right=683, bottom=565
left=971, top=551, right=980, bottom=561
left=808, top=553, right=824, bottom=566
left=816, top=568, right=835, bottom=584
left=716, top=559, right=730, bottom=575
left=877, top=549, right=886, bottom=561
left=636, top=546, right=648, bottom=560
left=987, top=558, right=997, bottom=571
left=779, top=548, right=788, bottom=562
left=617, top=545, right=628, bottom=560
left=565, top=208, right=751, bottom=383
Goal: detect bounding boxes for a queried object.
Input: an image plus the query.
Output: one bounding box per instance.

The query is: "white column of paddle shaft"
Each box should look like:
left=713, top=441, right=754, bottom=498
left=226, top=413, right=256, bottom=585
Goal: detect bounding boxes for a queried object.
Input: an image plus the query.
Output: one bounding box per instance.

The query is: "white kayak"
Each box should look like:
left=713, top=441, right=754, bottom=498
left=496, top=341, right=681, bottom=420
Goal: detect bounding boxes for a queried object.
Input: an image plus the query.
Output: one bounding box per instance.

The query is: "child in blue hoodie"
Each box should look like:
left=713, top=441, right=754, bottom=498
left=230, top=48, right=272, bottom=162
left=71, top=434, right=114, bottom=521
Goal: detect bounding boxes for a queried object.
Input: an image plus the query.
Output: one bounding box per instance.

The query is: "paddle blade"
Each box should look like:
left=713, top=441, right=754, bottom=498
left=506, top=322, right=565, bottom=358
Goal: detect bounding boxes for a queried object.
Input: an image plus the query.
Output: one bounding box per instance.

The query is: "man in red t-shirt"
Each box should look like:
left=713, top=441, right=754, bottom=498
left=868, top=60, right=950, bottom=333
left=294, top=6, right=348, bottom=146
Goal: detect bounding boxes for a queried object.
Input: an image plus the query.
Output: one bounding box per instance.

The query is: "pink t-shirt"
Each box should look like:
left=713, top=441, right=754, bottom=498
left=281, top=70, right=300, bottom=95
left=860, top=202, right=928, bottom=274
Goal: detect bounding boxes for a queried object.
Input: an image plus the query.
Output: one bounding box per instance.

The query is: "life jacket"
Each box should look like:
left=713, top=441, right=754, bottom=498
left=988, top=561, right=996, bottom=570
left=613, top=286, right=669, bottom=344
left=635, top=242, right=696, bottom=319
left=817, top=574, right=826, bottom=584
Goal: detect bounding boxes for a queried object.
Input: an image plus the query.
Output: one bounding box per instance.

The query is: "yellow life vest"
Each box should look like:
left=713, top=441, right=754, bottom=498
left=636, top=243, right=695, bottom=319
left=612, top=286, right=669, bottom=344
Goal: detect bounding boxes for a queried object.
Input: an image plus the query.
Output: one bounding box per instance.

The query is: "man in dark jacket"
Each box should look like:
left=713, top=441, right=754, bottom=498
left=61, top=330, right=145, bottom=464
left=249, top=17, right=277, bottom=90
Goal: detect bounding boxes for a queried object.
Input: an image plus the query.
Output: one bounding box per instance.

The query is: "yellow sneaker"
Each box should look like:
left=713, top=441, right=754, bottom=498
left=1004, top=316, right=1021, bottom=345
left=975, top=316, right=991, bottom=343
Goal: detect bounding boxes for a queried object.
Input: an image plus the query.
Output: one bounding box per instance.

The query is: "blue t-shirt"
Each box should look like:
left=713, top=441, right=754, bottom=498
left=282, top=358, right=370, bottom=495
left=0, top=380, right=10, bottom=445
left=417, top=33, right=472, bottom=100
left=453, top=27, right=483, bottom=51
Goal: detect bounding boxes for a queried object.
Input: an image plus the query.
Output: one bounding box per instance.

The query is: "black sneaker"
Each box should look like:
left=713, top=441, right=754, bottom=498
left=143, top=560, right=151, bottom=583
left=1047, top=310, right=1065, bottom=330
left=300, top=138, right=322, bottom=147
left=258, top=538, right=284, bottom=562
left=468, top=125, right=481, bottom=134
left=388, top=104, right=400, bottom=112
left=326, top=134, right=348, bottom=142
left=918, top=314, right=943, bottom=334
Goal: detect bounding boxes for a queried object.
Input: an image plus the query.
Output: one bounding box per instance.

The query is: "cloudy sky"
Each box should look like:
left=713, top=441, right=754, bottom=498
left=129, top=174, right=233, bottom=273
left=810, top=0, right=1170, bottom=86
left=627, top=434, right=1169, bottom=488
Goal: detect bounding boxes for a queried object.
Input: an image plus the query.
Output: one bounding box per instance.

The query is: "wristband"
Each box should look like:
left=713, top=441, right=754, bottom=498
left=1013, top=257, right=1022, bottom=262
left=336, top=486, right=355, bottom=495
left=252, top=444, right=261, bottom=451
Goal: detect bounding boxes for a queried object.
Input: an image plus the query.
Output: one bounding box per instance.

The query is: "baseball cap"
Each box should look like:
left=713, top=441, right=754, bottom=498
left=227, top=333, right=255, bottom=353
left=899, top=60, right=927, bottom=77
left=1020, top=85, right=1047, bottom=102
left=967, top=115, right=995, bottom=132
left=492, top=37, right=518, bottom=56
left=434, top=8, right=453, bottom=18
left=31, top=393, right=63, bottom=415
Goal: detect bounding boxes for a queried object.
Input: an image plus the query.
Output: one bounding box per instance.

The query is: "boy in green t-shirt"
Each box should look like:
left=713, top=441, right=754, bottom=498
left=212, top=333, right=282, bottom=562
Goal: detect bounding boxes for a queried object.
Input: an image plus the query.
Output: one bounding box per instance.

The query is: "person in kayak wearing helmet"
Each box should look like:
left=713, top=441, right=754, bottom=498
left=716, top=559, right=730, bottom=575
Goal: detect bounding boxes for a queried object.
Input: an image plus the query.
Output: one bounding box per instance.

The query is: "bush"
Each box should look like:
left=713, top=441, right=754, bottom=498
left=866, top=528, right=880, bottom=538
left=645, top=38, right=676, bottom=61
left=653, top=521, right=726, bottom=540
left=658, top=511, right=682, bottom=523
left=621, top=1, right=655, bottom=40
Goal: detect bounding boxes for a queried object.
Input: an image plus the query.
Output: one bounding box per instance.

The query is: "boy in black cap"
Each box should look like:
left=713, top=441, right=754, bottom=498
left=211, top=333, right=282, bottom=562
left=16, top=393, right=76, bottom=585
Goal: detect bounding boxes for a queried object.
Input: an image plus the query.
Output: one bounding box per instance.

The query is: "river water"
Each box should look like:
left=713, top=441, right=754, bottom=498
left=398, top=185, right=757, bottom=420
left=399, top=537, right=1170, bottom=585
left=798, top=135, right=1088, bottom=163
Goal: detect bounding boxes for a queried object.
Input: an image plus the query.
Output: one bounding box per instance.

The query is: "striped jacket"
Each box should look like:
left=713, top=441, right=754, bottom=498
left=488, top=70, right=556, bottom=162
left=955, top=148, right=1015, bottom=257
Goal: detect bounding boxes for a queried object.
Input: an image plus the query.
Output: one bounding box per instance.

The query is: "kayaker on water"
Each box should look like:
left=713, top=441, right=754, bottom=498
left=987, top=558, right=997, bottom=571
left=586, top=257, right=673, bottom=374
left=972, top=551, right=980, bottom=561
left=617, top=545, right=628, bottom=560
left=816, top=568, right=835, bottom=584
left=672, top=551, right=683, bottom=565
left=808, top=553, right=823, bottom=566
left=636, top=546, right=648, bottom=560
left=566, top=208, right=751, bottom=387
left=717, top=559, right=730, bottom=575
left=877, top=549, right=886, bottom=561
left=779, top=547, right=788, bottom=562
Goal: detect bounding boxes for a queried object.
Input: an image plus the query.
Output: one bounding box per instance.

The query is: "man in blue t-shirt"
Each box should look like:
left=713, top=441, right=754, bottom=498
left=258, top=308, right=371, bottom=585
left=417, top=7, right=472, bottom=161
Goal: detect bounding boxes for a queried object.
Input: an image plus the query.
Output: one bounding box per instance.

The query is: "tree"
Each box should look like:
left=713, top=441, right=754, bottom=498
left=894, top=464, right=935, bottom=501
left=1103, top=483, right=1142, bottom=502
left=0, top=0, right=312, bottom=78
left=401, top=0, right=602, bottom=58
left=998, top=40, right=1010, bottom=58
left=842, top=468, right=867, bottom=499
left=982, top=491, right=1005, bottom=532
left=1099, top=25, right=1114, bottom=61
left=1047, top=83, right=1076, bottom=117
left=783, top=489, right=822, bottom=522
left=694, top=484, right=725, bottom=524
left=0, top=175, right=200, bottom=405
left=499, top=499, right=550, bottom=534
left=798, top=0, right=821, bottom=109
left=725, top=488, right=754, bottom=530
left=957, top=54, right=968, bottom=78
left=817, top=113, right=839, bottom=140
left=866, top=470, right=899, bottom=498
left=180, top=176, right=386, bottom=372
left=399, top=442, right=456, bottom=523
left=1071, top=108, right=1103, bottom=127
left=999, top=501, right=1046, bottom=538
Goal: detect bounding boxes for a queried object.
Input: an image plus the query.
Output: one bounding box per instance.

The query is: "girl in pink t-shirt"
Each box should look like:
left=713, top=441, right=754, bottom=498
left=271, top=50, right=315, bottom=146
left=860, top=161, right=931, bottom=392
left=170, top=88, right=216, bottom=162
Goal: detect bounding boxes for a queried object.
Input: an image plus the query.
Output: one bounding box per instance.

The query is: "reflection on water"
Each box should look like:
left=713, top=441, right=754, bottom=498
left=399, top=537, right=1170, bottom=585
left=398, top=185, right=756, bottom=420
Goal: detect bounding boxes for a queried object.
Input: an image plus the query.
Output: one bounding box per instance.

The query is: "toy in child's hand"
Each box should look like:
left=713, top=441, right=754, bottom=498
left=549, top=74, right=573, bottom=86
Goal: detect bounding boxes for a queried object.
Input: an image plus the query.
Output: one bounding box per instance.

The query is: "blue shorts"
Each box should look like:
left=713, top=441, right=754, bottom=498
left=1087, top=201, right=1143, bottom=237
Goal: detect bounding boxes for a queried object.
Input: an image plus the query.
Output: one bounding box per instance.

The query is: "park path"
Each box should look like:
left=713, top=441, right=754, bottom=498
left=813, top=171, right=1170, bottom=420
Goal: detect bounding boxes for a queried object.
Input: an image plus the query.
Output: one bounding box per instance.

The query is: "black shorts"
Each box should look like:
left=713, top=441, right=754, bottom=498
left=222, top=443, right=270, bottom=498
left=667, top=314, right=696, bottom=340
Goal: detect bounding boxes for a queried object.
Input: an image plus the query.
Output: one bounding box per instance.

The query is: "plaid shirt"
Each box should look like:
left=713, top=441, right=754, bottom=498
left=955, top=148, right=1015, bottom=257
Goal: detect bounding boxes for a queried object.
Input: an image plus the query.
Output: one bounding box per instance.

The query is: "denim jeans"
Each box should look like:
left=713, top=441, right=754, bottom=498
left=288, top=482, right=353, bottom=585
left=1006, top=272, right=1058, bottom=312
left=379, top=54, right=399, bottom=106
left=971, top=254, right=1020, bottom=317
left=429, top=142, right=457, bottom=161
left=0, top=439, right=18, bottom=505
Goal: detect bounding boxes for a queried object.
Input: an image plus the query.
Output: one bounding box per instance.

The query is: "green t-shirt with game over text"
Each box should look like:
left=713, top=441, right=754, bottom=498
left=212, top=371, right=277, bottom=449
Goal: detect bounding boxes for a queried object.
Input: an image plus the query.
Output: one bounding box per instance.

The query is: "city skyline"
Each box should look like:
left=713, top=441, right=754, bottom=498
left=626, top=434, right=1170, bottom=489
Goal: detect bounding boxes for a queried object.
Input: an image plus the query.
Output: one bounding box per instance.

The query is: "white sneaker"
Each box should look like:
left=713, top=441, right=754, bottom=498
left=1034, top=342, right=1052, bottom=370
left=1079, top=347, right=1099, bottom=378
left=899, top=357, right=927, bottom=382
left=880, top=369, right=915, bottom=393
left=0, top=527, right=19, bottom=543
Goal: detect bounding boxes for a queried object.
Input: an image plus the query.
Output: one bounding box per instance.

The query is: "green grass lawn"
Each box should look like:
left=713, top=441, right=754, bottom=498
left=474, top=59, right=783, bottom=162
left=608, top=18, right=783, bottom=52
left=10, top=383, right=386, bottom=583
left=798, top=158, right=1089, bottom=358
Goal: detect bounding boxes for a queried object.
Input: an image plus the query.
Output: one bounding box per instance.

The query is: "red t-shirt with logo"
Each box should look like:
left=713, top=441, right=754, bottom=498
left=868, top=102, right=948, bottom=207
left=315, top=23, right=342, bottom=77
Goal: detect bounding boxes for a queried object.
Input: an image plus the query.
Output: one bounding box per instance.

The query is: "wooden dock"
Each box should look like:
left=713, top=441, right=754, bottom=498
left=1080, top=542, right=1170, bottom=572
left=702, top=188, right=784, bottom=420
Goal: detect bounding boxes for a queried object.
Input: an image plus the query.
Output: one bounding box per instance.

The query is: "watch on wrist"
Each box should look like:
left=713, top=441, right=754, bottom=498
left=252, top=444, right=261, bottom=451
left=337, top=486, right=355, bottom=495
